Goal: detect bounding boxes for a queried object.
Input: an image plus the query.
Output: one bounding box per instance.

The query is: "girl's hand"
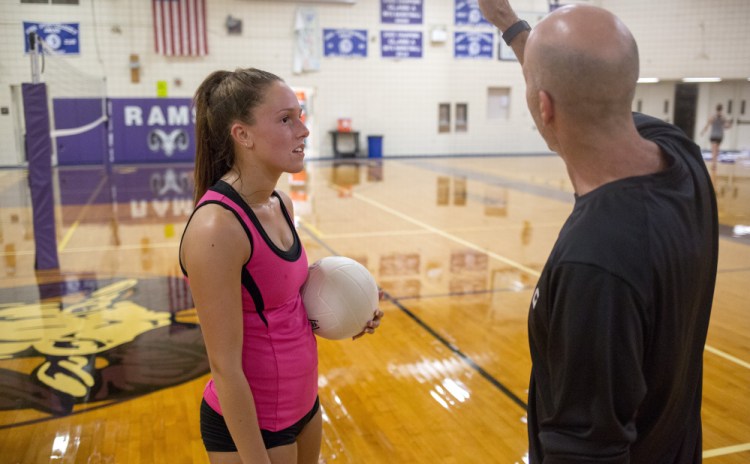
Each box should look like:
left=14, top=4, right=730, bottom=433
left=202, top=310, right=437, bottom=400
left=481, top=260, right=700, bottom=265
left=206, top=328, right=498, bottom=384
left=353, top=290, right=385, bottom=340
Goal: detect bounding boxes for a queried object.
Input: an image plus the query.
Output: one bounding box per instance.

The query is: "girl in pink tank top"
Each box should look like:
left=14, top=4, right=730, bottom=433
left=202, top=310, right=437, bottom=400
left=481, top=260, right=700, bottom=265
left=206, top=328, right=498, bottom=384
left=180, top=68, right=383, bottom=464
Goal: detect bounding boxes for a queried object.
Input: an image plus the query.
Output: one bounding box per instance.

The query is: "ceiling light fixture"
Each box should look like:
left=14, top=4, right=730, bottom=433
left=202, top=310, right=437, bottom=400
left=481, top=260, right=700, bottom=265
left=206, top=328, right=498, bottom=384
left=681, top=77, right=722, bottom=83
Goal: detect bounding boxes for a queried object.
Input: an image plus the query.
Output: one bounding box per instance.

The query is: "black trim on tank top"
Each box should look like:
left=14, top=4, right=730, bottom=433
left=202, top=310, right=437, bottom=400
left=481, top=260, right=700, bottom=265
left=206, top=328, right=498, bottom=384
left=179, top=198, right=266, bottom=325
left=178, top=200, right=254, bottom=277
left=213, top=180, right=301, bottom=262
left=241, top=267, right=267, bottom=327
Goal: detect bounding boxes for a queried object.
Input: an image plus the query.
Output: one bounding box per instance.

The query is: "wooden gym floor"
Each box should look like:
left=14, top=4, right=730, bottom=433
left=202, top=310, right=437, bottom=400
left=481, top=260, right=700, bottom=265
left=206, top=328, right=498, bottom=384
left=0, top=154, right=748, bottom=463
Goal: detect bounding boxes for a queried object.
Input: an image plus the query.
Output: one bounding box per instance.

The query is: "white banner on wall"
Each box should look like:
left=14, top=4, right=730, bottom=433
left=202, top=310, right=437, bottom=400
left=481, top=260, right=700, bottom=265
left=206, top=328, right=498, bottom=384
left=294, top=7, right=322, bottom=73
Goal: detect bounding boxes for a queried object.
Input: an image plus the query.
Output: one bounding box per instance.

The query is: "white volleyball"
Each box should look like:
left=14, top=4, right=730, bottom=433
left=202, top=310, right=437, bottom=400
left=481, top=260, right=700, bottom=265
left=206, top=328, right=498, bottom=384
left=301, top=256, right=379, bottom=340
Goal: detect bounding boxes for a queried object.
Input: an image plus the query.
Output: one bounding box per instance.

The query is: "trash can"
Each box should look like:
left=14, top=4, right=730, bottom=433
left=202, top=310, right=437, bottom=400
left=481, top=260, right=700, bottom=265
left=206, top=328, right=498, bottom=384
left=367, top=135, right=383, bottom=158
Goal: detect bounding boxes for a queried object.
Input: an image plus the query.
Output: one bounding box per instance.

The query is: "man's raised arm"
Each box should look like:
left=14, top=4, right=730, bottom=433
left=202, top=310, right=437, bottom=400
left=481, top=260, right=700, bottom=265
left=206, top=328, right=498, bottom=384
left=479, top=0, right=530, bottom=64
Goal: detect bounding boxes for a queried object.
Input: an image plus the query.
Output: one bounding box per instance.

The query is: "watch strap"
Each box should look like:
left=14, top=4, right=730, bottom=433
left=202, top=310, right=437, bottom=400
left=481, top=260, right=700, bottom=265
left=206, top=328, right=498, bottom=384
left=502, top=20, right=531, bottom=46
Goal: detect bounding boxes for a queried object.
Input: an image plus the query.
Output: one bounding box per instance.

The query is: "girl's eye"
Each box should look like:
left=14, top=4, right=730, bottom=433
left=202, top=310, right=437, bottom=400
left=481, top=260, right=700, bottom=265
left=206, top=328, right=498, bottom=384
left=282, top=116, right=290, bottom=123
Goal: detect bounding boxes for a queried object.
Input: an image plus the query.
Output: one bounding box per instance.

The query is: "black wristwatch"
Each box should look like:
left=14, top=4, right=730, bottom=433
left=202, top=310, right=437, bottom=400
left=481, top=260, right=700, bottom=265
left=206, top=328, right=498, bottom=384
left=502, top=20, right=531, bottom=46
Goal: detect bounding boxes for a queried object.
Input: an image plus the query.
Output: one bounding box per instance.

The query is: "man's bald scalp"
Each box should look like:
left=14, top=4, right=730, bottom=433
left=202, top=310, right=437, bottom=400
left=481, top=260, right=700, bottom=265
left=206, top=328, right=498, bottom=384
left=526, top=5, right=640, bottom=124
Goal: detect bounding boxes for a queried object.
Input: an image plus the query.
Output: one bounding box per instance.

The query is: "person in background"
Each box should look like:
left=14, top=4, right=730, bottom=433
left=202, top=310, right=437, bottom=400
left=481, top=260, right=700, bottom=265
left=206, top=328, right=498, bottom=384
left=478, top=1, right=718, bottom=462
left=701, top=103, right=733, bottom=169
left=180, top=68, right=383, bottom=464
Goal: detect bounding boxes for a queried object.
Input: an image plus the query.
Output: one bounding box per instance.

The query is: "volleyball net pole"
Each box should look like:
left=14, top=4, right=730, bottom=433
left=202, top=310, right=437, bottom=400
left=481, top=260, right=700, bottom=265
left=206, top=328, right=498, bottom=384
left=24, top=32, right=60, bottom=270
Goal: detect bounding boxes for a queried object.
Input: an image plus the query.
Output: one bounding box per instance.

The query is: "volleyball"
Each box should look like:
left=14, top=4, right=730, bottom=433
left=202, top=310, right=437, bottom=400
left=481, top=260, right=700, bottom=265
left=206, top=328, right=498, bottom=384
left=301, top=256, right=379, bottom=340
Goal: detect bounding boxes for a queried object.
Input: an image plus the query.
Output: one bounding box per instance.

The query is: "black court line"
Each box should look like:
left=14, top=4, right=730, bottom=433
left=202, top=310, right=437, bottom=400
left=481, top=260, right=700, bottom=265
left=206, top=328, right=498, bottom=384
left=300, top=223, right=528, bottom=411
left=388, top=296, right=528, bottom=410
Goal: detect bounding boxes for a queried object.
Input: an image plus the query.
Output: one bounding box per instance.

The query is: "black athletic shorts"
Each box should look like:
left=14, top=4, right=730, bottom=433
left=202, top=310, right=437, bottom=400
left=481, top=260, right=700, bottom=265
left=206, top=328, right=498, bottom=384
left=200, top=397, right=320, bottom=451
left=710, top=136, right=723, bottom=144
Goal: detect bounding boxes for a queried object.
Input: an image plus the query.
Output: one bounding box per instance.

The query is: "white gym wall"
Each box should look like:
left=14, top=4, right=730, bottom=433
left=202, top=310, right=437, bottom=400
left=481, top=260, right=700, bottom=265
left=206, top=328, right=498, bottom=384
left=0, top=0, right=748, bottom=166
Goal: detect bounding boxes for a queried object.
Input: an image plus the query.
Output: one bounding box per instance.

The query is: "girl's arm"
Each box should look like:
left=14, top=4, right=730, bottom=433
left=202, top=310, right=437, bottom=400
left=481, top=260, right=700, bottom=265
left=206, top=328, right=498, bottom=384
left=182, top=204, right=270, bottom=464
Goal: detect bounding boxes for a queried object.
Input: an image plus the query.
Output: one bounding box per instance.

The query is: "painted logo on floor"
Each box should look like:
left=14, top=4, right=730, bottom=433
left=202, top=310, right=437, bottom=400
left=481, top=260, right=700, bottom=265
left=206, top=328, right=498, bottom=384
left=0, top=275, right=207, bottom=426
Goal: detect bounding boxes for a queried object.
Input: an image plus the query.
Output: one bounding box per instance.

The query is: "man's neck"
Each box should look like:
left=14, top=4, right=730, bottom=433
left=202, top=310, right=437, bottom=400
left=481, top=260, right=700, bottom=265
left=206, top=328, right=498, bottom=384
left=559, top=128, right=666, bottom=196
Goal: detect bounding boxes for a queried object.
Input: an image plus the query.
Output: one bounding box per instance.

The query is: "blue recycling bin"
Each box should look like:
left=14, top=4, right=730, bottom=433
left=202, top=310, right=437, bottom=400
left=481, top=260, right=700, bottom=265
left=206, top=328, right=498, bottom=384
left=367, top=135, right=383, bottom=158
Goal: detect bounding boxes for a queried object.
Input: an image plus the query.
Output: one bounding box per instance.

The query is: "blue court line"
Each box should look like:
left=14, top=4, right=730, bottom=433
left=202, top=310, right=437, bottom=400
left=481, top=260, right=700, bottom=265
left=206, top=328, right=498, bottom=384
left=298, top=222, right=528, bottom=412
left=396, top=285, right=534, bottom=301
left=305, top=152, right=554, bottom=163
left=717, top=266, right=750, bottom=274
left=401, top=157, right=575, bottom=204
left=718, top=224, right=750, bottom=246
left=403, top=158, right=750, bottom=245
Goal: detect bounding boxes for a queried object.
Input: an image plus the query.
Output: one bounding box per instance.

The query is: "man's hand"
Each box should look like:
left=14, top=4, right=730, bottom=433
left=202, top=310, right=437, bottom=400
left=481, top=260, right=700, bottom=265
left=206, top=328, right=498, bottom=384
left=479, top=0, right=528, bottom=64
left=478, top=0, right=520, bottom=31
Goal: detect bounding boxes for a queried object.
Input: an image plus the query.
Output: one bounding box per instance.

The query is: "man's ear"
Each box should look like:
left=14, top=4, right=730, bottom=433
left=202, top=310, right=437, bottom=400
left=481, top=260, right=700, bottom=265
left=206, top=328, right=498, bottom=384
left=538, top=90, right=554, bottom=126
left=230, top=122, right=253, bottom=149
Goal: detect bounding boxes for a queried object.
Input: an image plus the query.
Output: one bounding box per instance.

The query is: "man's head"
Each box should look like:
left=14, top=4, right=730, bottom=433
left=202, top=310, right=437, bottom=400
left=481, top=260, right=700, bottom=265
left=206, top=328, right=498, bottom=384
left=522, top=5, right=640, bottom=149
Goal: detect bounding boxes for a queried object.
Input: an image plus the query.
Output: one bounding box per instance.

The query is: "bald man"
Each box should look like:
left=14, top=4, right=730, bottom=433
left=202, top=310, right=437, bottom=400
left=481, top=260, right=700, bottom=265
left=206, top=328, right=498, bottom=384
left=479, top=1, right=718, bottom=463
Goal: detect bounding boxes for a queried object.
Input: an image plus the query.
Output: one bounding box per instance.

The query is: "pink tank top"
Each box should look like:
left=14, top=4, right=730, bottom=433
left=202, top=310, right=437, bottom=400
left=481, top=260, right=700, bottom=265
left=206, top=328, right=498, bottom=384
left=181, top=180, right=318, bottom=432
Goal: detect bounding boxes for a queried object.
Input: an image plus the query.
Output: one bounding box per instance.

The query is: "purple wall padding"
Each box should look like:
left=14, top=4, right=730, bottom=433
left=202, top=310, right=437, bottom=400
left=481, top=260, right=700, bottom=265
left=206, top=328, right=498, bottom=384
left=22, top=83, right=60, bottom=269
left=53, top=98, right=108, bottom=165
left=110, top=98, right=195, bottom=163
left=48, top=97, right=196, bottom=165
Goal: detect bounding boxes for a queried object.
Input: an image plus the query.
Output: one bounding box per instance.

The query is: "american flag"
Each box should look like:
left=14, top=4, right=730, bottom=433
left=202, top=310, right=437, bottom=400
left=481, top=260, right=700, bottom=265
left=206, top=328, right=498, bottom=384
left=153, top=0, right=208, bottom=56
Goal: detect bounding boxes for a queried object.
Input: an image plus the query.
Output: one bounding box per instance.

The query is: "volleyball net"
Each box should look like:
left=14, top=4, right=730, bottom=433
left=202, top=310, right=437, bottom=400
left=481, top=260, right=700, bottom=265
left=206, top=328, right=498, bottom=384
left=32, top=34, right=109, bottom=165
left=23, top=31, right=110, bottom=269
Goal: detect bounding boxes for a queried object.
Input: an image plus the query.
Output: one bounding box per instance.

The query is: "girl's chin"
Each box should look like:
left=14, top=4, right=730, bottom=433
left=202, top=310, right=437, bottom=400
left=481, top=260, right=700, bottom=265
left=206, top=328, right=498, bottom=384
left=288, top=157, right=306, bottom=173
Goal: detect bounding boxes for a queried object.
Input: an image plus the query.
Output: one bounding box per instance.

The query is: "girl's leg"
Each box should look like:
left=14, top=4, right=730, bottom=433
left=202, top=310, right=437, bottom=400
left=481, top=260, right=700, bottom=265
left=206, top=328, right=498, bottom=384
left=268, top=443, right=298, bottom=464
left=711, top=141, right=720, bottom=169
left=711, top=141, right=720, bottom=160
left=295, top=407, right=322, bottom=464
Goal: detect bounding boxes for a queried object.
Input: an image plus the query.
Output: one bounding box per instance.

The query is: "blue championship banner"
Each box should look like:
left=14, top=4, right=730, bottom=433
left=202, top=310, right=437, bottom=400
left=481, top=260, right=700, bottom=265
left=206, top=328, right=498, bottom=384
left=454, top=31, right=493, bottom=59
left=323, top=29, right=368, bottom=57
left=454, top=0, right=491, bottom=26
left=24, top=21, right=80, bottom=54
left=381, top=31, right=423, bottom=58
left=381, top=0, right=423, bottom=25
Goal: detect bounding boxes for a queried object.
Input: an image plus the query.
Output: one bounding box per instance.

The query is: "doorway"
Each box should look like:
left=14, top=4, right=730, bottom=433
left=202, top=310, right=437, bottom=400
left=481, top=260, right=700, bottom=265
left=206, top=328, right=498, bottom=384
left=673, top=83, right=698, bottom=139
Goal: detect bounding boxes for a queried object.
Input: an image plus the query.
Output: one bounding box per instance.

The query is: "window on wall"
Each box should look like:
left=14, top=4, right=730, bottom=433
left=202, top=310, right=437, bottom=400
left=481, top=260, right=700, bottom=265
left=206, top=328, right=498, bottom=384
left=455, top=103, right=468, bottom=132
left=487, top=87, right=510, bottom=119
left=438, top=103, right=451, bottom=133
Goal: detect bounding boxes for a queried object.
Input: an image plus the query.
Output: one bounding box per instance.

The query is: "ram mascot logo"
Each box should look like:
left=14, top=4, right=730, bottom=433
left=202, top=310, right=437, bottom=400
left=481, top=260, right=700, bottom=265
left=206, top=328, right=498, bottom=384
left=148, top=128, right=190, bottom=157
left=0, top=276, right=208, bottom=428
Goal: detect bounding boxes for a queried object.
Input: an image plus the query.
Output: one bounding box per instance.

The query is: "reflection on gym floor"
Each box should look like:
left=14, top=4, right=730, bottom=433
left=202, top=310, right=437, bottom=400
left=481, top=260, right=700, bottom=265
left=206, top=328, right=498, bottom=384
left=0, top=155, right=749, bottom=463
